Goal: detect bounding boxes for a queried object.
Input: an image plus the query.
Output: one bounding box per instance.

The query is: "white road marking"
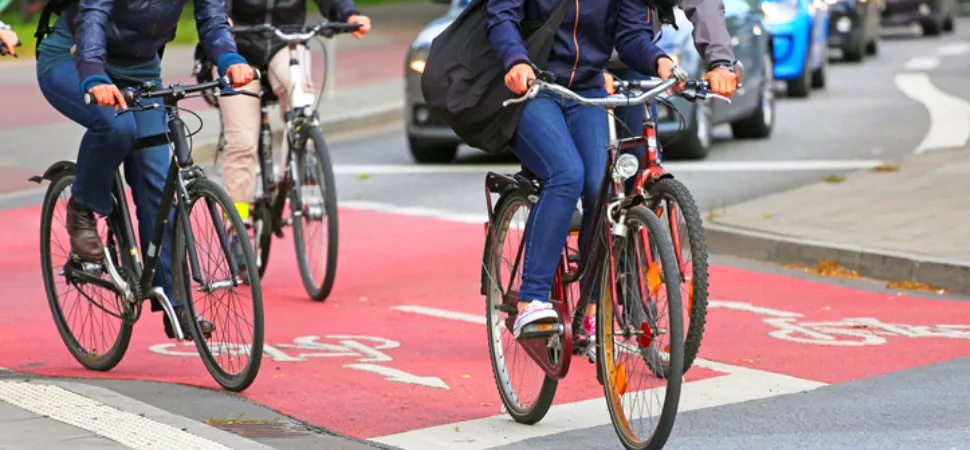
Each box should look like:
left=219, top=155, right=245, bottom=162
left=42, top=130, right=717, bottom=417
left=343, top=363, right=450, bottom=390
left=904, top=56, right=941, bottom=71
left=895, top=73, right=970, bottom=153
left=333, top=160, right=886, bottom=176
left=707, top=300, right=805, bottom=318
left=0, top=381, right=238, bottom=450
left=392, top=305, right=487, bottom=325
left=936, top=42, right=970, bottom=56
left=372, top=359, right=825, bottom=449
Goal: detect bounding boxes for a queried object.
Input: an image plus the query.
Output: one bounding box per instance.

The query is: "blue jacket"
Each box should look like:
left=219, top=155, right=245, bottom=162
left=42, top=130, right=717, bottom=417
left=486, top=0, right=668, bottom=91
left=64, top=0, right=243, bottom=91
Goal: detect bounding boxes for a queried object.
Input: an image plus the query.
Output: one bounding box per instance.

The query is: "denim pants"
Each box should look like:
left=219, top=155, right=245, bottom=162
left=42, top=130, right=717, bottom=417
left=511, top=87, right=608, bottom=304
left=38, top=59, right=179, bottom=311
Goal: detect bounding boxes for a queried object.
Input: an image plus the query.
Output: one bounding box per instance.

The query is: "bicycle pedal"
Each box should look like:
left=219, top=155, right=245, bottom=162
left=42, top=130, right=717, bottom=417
left=519, top=323, right=563, bottom=339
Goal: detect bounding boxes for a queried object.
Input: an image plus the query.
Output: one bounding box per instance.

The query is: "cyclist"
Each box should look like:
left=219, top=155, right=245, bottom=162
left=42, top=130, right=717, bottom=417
left=35, top=0, right=254, bottom=339
left=611, top=0, right=739, bottom=193
left=0, top=21, right=17, bottom=56
left=218, top=0, right=371, bottom=282
left=487, top=0, right=682, bottom=337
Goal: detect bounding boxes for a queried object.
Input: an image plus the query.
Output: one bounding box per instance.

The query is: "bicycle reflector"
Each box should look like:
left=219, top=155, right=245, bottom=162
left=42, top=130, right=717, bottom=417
left=614, top=153, right=639, bottom=180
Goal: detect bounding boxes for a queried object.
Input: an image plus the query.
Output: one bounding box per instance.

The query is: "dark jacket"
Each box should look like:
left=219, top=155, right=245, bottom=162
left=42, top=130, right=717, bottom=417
left=486, top=0, right=668, bottom=91
left=225, top=0, right=360, bottom=68
left=66, top=0, right=238, bottom=85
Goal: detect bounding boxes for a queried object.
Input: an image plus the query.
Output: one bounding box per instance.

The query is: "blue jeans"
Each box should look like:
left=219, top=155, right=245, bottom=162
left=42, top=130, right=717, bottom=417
left=511, top=88, right=608, bottom=304
left=38, top=59, right=178, bottom=311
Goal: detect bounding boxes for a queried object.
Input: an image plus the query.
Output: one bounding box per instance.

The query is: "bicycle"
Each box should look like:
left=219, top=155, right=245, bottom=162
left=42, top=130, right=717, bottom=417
left=612, top=62, right=743, bottom=374
left=31, top=73, right=266, bottom=392
left=221, top=21, right=361, bottom=301
left=480, top=70, right=725, bottom=450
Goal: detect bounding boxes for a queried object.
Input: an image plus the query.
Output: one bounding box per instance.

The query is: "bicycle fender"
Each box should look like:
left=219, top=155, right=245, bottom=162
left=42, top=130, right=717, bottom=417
left=29, top=160, right=76, bottom=184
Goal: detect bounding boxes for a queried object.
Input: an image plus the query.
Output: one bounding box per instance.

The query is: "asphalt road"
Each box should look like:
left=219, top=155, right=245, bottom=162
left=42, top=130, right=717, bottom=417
left=3, top=17, right=970, bottom=450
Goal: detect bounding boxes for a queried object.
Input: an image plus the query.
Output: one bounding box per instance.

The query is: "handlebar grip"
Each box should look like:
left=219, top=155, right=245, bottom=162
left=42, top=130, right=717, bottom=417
left=83, top=93, right=95, bottom=105
left=221, top=67, right=261, bottom=87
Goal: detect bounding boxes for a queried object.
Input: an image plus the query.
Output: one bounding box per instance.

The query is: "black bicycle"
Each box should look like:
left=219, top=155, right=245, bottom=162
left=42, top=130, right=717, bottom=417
left=480, top=69, right=724, bottom=450
left=214, top=21, right=360, bottom=301
left=32, top=73, right=266, bottom=392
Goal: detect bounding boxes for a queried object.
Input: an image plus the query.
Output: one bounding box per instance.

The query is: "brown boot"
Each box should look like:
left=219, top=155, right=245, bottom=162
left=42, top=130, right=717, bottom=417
left=163, top=306, right=215, bottom=340
left=66, top=198, right=105, bottom=261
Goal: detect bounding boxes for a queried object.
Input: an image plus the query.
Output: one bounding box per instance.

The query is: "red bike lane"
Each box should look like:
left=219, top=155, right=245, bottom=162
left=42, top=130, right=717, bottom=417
left=1, top=201, right=968, bottom=440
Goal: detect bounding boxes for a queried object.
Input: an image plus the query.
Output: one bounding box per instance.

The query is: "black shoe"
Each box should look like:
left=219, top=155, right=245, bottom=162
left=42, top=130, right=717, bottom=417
left=163, top=306, right=215, bottom=340
left=66, top=198, right=105, bottom=261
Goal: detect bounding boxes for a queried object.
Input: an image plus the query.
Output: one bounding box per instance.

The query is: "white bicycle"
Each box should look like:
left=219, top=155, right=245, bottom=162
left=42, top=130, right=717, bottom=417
left=218, top=21, right=360, bottom=301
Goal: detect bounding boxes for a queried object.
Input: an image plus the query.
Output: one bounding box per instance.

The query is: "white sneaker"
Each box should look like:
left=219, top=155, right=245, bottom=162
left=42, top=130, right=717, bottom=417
left=513, top=300, right=559, bottom=338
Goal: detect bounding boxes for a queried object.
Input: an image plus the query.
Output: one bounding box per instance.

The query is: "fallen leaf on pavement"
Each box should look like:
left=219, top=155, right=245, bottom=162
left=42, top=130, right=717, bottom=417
left=455, top=426, right=461, bottom=432
left=872, top=164, right=900, bottom=172
left=821, top=306, right=831, bottom=311
left=742, top=359, right=754, bottom=363
left=356, top=173, right=370, bottom=181
left=886, top=280, right=947, bottom=293
left=460, top=374, right=470, bottom=379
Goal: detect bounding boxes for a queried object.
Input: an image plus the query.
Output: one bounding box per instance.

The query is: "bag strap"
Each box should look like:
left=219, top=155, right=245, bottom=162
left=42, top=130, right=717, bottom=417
left=545, top=0, right=575, bottom=31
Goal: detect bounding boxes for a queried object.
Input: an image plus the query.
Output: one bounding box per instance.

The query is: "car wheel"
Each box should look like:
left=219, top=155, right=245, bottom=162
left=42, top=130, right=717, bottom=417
left=787, top=45, right=811, bottom=98
left=922, top=19, right=942, bottom=36
left=407, top=136, right=460, bottom=164
left=811, top=46, right=827, bottom=89
left=731, top=55, right=775, bottom=139
left=943, top=15, right=955, bottom=32
left=665, top=103, right=712, bottom=160
left=866, top=38, right=878, bottom=55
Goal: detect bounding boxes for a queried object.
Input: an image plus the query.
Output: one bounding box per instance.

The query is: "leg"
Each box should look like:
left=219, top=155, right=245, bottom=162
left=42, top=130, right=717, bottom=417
left=509, top=94, right=585, bottom=335
left=219, top=77, right=261, bottom=216
left=37, top=59, right=136, bottom=260
left=565, top=88, right=609, bottom=316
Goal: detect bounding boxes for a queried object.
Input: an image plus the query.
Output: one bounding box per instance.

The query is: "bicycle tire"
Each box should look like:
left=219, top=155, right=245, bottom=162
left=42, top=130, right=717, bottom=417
left=647, top=178, right=708, bottom=373
left=598, top=205, right=683, bottom=450
left=172, top=178, right=264, bottom=392
left=484, top=189, right=558, bottom=425
left=41, top=169, right=133, bottom=372
left=290, top=126, right=339, bottom=301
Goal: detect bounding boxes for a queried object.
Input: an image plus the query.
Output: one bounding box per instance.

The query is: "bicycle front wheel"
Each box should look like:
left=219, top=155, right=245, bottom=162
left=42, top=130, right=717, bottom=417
left=172, top=178, right=264, bottom=392
left=648, top=178, right=708, bottom=373
left=598, top=205, right=684, bottom=450
left=41, top=169, right=132, bottom=372
left=290, top=126, right=339, bottom=301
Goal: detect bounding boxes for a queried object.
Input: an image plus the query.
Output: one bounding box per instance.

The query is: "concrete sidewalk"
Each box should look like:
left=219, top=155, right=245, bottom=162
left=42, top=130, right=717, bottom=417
left=706, top=149, right=970, bottom=294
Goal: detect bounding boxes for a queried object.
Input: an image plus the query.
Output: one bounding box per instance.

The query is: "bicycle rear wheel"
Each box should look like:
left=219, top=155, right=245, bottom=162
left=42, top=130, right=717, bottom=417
left=484, top=189, right=558, bottom=424
left=172, top=178, right=264, bottom=392
left=598, top=205, right=683, bottom=450
left=290, top=126, right=339, bottom=301
left=648, top=178, right=708, bottom=373
left=41, top=169, right=133, bottom=371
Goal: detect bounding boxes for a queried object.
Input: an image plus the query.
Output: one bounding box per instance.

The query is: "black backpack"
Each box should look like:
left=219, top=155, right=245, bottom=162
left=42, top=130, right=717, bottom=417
left=419, top=0, right=572, bottom=155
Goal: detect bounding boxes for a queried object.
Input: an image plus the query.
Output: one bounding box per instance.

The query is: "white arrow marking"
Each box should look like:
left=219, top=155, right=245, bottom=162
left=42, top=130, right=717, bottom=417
left=344, top=363, right=450, bottom=390
left=937, top=42, right=970, bottom=56
left=904, top=56, right=940, bottom=71
left=895, top=72, right=970, bottom=153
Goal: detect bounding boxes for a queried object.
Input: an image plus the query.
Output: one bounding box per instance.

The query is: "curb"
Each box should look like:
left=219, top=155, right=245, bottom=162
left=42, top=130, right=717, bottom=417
left=191, top=102, right=404, bottom=164
left=705, top=222, right=970, bottom=295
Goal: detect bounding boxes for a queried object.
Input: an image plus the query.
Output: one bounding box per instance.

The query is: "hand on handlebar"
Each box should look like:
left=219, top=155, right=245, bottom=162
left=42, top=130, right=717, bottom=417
left=703, top=67, right=738, bottom=98
left=0, top=30, right=20, bottom=57
left=346, top=14, right=371, bottom=39
left=87, top=84, right=128, bottom=111
left=505, top=63, right=535, bottom=95
left=657, top=56, right=687, bottom=89
left=225, top=63, right=255, bottom=88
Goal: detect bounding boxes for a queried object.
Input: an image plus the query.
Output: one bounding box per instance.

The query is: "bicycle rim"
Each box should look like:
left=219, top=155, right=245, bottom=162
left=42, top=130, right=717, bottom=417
left=290, top=126, right=339, bottom=301
left=599, top=206, right=684, bottom=450
left=648, top=178, right=709, bottom=373
left=173, top=178, right=264, bottom=392
left=484, top=190, right=558, bottom=424
left=41, top=171, right=132, bottom=371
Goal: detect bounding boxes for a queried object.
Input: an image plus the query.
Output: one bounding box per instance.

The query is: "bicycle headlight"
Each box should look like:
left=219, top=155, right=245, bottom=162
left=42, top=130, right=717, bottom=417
left=614, top=153, right=640, bottom=180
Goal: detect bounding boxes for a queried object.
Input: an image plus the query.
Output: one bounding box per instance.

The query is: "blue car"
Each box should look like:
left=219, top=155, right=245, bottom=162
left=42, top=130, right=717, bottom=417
left=761, top=0, right=831, bottom=97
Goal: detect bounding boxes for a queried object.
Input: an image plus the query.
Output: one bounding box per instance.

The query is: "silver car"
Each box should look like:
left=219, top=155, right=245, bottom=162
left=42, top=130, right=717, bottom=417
left=404, top=0, right=468, bottom=163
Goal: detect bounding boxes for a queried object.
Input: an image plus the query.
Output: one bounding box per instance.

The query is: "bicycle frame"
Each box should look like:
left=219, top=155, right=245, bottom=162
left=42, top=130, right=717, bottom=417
left=482, top=106, right=657, bottom=380
left=61, top=101, right=238, bottom=341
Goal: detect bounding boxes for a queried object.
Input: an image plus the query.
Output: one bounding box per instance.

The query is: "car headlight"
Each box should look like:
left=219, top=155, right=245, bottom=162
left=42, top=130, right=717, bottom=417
left=761, top=1, right=799, bottom=24
left=409, top=47, right=430, bottom=73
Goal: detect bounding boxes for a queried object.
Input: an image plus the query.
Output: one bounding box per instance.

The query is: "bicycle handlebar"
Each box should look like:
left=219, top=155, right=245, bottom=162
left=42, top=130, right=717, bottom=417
left=502, top=75, right=730, bottom=109
left=82, top=69, right=262, bottom=107
left=231, top=21, right=362, bottom=43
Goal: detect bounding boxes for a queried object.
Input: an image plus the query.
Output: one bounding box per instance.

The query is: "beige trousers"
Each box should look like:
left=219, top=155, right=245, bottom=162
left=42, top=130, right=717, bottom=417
left=220, top=45, right=313, bottom=207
